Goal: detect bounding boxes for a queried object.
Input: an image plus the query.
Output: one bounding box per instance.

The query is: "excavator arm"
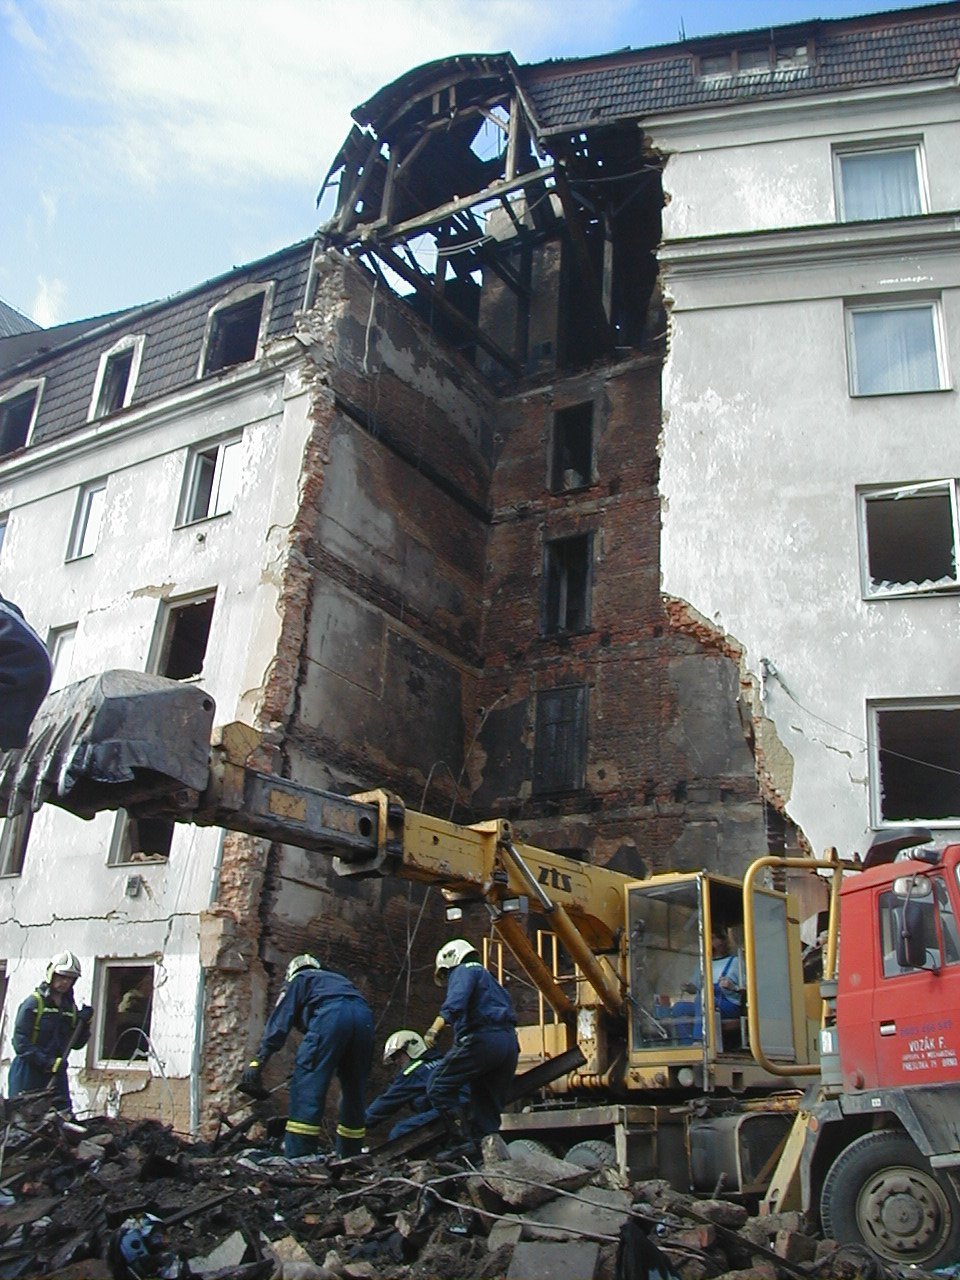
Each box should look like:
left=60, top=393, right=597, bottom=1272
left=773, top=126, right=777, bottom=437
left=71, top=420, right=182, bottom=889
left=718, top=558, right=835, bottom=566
left=0, top=672, right=630, bottom=1032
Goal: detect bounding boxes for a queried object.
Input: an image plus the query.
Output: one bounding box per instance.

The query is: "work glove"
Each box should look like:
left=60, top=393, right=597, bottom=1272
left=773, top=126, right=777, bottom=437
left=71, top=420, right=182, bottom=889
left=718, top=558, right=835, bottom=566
left=423, top=1015, right=445, bottom=1051
left=238, top=1060, right=268, bottom=1099
left=78, top=1004, right=94, bottom=1023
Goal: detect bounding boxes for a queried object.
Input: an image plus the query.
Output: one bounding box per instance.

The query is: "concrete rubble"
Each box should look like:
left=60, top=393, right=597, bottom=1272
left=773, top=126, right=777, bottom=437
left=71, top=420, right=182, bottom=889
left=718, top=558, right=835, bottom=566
left=0, top=1101, right=939, bottom=1280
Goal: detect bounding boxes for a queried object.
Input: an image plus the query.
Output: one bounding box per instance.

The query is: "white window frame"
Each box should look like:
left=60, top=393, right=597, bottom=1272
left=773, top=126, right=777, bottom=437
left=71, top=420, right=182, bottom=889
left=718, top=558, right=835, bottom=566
left=178, top=435, right=242, bottom=526
left=845, top=299, right=947, bottom=397
left=0, top=377, right=45, bottom=453
left=92, top=958, right=156, bottom=1069
left=197, top=282, right=274, bottom=379
left=66, top=480, right=108, bottom=560
left=0, top=810, right=32, bottom=878
left=47, top=623, right=78, bottom=692
left=859, top=479, right=960, bottom=600
left=149, top=590, right=217, bottom=682
left=868, top=698, right=960, bottom=829
left=87, top=334, right=145, bottom=422
left=833, top=140, right=927, bottom=223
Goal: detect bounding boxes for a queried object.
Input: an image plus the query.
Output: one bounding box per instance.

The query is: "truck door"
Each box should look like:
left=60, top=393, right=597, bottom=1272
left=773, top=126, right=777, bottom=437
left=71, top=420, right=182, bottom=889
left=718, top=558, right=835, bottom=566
left=870, top=873, right=960, bottom=1089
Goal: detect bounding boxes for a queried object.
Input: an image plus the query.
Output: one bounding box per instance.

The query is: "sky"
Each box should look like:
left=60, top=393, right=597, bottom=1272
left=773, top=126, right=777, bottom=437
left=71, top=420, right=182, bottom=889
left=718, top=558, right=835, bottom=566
left=0, top=0, right=935, bottom=327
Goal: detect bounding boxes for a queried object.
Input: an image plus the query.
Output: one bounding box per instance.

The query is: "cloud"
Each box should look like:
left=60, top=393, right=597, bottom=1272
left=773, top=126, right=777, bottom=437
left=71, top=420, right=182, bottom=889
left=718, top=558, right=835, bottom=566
left=12, top=0, right=627, bottom=195
left=31, top=275, right=67, bottom=326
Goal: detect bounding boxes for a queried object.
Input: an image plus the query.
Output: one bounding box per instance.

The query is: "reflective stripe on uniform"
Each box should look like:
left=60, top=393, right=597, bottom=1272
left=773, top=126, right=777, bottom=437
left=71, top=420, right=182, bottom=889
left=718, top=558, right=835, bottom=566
left=30, top=991, right=77, bottom=1043
left=336, top=1123, right=365, bottom=1138
left=285, top=1120, right=322, bottom=1136
left=402, top=1059, right=424, bottom=1077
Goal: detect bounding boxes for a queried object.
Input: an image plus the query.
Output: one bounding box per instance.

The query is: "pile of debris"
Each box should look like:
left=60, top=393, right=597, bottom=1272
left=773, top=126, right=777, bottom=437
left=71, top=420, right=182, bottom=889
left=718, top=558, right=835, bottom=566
left=0, top=1102, right=930, bottom=1280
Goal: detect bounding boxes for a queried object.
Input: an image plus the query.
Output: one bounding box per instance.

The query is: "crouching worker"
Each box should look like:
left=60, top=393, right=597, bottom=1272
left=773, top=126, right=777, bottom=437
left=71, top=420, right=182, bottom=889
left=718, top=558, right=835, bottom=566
left=239, top=954, right=374, bottom=1158
left=9, top=952, right=93, bottom=1110
left=423, top=939, right=518, bottom=1144
left=365, top=1030, right=443, bottom=1141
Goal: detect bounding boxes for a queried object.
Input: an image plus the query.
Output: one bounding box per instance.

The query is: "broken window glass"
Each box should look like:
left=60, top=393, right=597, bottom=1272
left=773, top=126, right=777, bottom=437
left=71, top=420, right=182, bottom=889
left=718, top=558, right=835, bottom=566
left=543, top=534, right=592, bottom=634
left=97, top=963, right=155, bottom=1063
left=862, top=482, right=959, bottom=596
left=551, top=402, right=594, bottom=492
left=873, top=704, right=960, bottom=824
left=157, top=594, right=216, bottom=680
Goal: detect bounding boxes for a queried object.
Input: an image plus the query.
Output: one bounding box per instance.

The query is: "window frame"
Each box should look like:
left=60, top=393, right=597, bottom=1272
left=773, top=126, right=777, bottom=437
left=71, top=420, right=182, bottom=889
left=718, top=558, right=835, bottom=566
left=0, top=514, right=7, bottom=561
left=542, top=531, right=594, bottom=636
left=66, top=479, right=108, bottom=561
left=177, top=435, right=243, bottom=526
left=549, top=400, right=595, bottom=494
left=0, top=378, right=44, bottom=457
left=858, top=479, right=960, bottom=600
left=150, top=590, right=217, bottom=682
left=845, top=299, right=948, bottom=397
left=109, top=812, right=174, bottom=866
left=532, top=685, right=589, bottom=796
left=197, top=282, right=274, bottom=379
left=47, top=623, right=78, bottom=692
left=92, top=959, right=156, bottom=1069
left=868, top=697, right=960, bottom=829
left=87, top=334, right=145, bottom=422
left=833, top=140, right=927, bottom=224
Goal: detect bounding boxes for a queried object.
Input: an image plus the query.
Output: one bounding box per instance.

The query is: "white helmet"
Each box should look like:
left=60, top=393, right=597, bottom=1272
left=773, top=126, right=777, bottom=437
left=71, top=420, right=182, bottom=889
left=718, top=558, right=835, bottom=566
left=434, top=938, right=478, bottom=986
left=46, top=951, right=81, bottom=983
left=383, top=1029, right=427, bottom=1063
left=285, top=954, right=323, bottom=982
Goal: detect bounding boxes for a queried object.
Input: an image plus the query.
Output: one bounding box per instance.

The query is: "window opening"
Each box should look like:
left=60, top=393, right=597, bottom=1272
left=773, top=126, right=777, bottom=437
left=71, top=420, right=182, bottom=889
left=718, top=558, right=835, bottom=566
left=67, top=482, right=107, bottom=560
left=156, top=594, right=215, bottom=680
left=0, top=387, right=39, bottom=456
left=97, top=963, right=154, bottom=1064
left=180, top=438, right=241, bottom=524
left=0, top=811, right=31, bottom=877
left=202, top=293, right=266, bottom=375
left=872, top=703, right=960, bottom=825
left=836, top=145, right=923, bottom=222
left=0, top=515, right=7, bottom=558
left=110, top=814, right=174, bottom=865
left=48, top=624, right=77, bottom=692
left=95, top=348, right=134, bottom=417
left=847, top=303, right=943, bottom=395
left=551, top=402, right=593, bottom=492
left=533, top=686, right=587, bottom=794
left=543, top=533, right=592, bottom=634
left=862, top=482, right=960, bottom=597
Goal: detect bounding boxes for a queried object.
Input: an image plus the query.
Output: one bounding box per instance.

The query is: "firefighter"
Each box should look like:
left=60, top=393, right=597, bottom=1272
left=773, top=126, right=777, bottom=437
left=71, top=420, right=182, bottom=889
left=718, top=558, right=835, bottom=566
left=423, top=938, right=518, bottom=1142
left=364, top=1030, right=442, bottom=1141
left=239, top=954, right=374, bottom=1158
left=8, top=952, right=93, bottom=1109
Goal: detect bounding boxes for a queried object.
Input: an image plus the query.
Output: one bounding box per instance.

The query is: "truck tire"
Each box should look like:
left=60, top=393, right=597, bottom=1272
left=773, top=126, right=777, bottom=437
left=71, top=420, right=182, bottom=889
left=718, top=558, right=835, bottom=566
left=820, top=1129, right=960, bottom=1268
left=564, top=1139, right=617, bottom=1170
left=507, top=1138, right=552, bottom=1160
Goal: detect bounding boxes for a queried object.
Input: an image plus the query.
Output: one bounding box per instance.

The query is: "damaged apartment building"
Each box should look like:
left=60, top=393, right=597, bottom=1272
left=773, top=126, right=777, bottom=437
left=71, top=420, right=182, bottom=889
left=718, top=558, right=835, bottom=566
left=0, top=1, right=959, bottom=1129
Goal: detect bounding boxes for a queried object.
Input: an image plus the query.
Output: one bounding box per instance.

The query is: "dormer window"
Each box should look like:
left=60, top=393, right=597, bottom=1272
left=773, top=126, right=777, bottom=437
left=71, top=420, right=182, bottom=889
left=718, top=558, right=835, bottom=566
left=0, top=379, right=44, bottom=458
left=88, top=335, right=144, bottom=421
left=199, top=283, right=273, bottom=377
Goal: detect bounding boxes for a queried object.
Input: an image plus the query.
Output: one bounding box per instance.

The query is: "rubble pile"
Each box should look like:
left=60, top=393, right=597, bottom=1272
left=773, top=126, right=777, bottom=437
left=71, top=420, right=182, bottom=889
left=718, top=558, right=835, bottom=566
left=0, top=1104, right=926, bottom=1280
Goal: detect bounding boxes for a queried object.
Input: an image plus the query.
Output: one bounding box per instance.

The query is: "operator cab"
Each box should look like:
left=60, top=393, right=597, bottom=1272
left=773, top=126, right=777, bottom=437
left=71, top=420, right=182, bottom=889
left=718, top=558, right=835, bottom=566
left=626, top=870, right=808, bottom=1091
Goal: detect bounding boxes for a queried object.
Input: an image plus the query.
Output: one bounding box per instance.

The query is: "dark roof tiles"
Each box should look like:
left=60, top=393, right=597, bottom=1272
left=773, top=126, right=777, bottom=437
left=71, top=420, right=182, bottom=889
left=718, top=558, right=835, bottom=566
left=521, top=8, right=960, bottom=131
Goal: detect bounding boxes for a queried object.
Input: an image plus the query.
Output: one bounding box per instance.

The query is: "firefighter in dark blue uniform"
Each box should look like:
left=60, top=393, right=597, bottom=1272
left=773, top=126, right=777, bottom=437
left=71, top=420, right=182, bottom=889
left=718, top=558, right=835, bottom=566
left=423, top=938, right=518, bottom=1140
left=365, top=1030, right=443, bottom=1141
left=9, top=952, right=93, bottom=1109
left=239, top=954, right=374, bottom=1158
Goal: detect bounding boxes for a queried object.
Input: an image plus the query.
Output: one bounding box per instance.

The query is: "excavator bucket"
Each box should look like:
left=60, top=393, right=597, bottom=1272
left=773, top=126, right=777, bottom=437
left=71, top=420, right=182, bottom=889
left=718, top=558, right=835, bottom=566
left=0, top=670, right=215, bottom=820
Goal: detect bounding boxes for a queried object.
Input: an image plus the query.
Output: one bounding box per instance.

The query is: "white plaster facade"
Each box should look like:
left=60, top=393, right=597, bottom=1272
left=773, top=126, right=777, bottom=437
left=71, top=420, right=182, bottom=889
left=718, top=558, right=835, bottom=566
left=654, top=73, right=960, bottom=857
left=0, top=335, right=314, bottom=1124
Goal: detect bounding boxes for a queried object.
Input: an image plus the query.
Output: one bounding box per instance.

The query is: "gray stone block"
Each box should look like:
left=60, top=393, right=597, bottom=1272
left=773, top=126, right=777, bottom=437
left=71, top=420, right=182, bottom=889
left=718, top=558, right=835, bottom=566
left=506, top=1240, right=600, bottom=1280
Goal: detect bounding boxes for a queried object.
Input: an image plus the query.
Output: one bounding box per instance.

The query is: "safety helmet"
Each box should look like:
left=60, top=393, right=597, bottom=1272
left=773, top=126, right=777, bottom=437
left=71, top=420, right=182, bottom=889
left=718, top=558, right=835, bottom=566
left=285, top=953, right=323, bottom=983
left=434, top=938, right=478, bottom=985
left=383, top=1029, right=426, bottom=1064
left=46, top=951, right=81, bottom=983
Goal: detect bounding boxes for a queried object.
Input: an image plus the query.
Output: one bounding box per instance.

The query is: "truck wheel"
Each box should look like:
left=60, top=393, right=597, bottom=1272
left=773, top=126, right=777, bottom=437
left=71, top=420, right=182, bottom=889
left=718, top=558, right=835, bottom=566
left=507, top=1138, right=552, bottom=1160
left=564, top=1139, right=617, bottom=1170
left=820, top=1130, right=960, bottom=1268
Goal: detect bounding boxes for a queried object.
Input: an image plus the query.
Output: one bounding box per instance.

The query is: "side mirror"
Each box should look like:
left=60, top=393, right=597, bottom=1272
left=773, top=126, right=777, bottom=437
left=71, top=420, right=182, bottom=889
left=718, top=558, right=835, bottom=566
left=895, top=899, right=930, bottom=970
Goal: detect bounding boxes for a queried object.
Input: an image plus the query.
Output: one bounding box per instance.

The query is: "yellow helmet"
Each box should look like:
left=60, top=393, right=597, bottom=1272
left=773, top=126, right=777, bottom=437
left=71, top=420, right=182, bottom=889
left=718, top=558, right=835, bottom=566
left=434, top=938, right=478, bottom=985
left=383, top=1029, right=426, bottom=1063
left=46, top=951, right=81, bottom=983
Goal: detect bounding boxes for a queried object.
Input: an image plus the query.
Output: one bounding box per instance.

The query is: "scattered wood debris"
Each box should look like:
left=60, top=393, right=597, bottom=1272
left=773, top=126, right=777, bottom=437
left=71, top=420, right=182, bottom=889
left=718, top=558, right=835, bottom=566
left=0, top=1101, right=939, bottom=1280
